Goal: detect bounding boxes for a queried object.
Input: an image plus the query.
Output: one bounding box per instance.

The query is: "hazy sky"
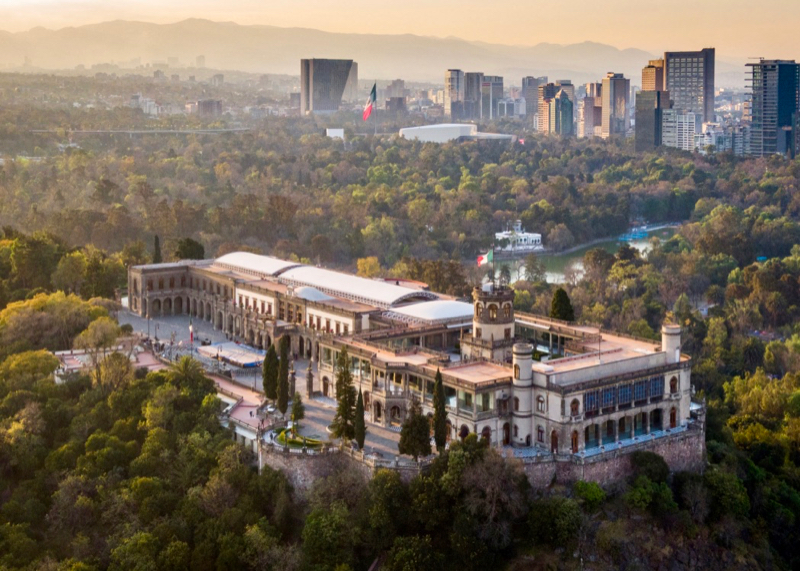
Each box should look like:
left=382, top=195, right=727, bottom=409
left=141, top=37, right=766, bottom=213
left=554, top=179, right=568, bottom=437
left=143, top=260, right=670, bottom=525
left=1, top=0, right=798, bottom=58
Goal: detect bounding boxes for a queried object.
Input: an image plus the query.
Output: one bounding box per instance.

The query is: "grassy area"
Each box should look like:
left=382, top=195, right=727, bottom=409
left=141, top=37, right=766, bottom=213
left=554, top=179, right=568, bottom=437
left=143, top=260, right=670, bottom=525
left=275, top=429, right=323, bottom=449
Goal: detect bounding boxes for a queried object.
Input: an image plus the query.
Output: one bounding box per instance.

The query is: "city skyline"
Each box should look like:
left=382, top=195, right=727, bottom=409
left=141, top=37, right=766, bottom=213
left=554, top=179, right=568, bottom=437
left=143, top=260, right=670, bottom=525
left=1, top=0, right=799, bottom=58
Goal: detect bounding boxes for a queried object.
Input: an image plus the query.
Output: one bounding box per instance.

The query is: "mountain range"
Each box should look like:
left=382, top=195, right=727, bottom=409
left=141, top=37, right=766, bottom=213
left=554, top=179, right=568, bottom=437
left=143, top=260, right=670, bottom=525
left=0, top=19, right=745, bottom=87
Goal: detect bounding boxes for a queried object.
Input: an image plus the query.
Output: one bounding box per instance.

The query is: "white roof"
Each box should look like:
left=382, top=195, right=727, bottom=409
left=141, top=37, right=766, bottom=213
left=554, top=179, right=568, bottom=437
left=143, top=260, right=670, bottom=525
left=387, top=300, right=474, bottom=324
left=279, top=266, right=438, bottom=309
left=293, top=286, right=334, bottom=302
left=214, top=252, right=301, bottom=278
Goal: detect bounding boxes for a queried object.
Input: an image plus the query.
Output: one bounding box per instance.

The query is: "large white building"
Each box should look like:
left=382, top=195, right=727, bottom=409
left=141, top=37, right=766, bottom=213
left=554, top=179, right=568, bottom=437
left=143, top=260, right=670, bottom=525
left=662, top=109, right=700, bottom=152
left=129, top=252, right=702, bottom=457
left=399, top=124, right=515, bottom=144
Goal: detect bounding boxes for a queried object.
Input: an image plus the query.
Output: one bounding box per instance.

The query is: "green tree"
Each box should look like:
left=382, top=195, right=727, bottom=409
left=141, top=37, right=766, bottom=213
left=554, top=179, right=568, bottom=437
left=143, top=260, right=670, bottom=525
left=399, top=399, right=431, bottom=460
left=301, top=501, right=355, bottom=571
left=277, top=336, right=290, bottom=415
left=174, top=237, right=205, bottom=260
left=354, top=388, right=366, bottom=450
left=291, top=392, right=305, bottom=435
left=523, top=252, right=546, bottom=282
left=432, top=369, right=447, bottom=453
left=263, top=345, right=278, bottom=402
left=51, top=251, right=86, bottom=295
left=385, top=535, right=442, bottom=571
left=331, top=348, right=356, bottom=441
left=499, top=263, right=512, bottom=285
left=550, top=287, right=575, bottom=321
left=152, top=235, right=162, bottom=264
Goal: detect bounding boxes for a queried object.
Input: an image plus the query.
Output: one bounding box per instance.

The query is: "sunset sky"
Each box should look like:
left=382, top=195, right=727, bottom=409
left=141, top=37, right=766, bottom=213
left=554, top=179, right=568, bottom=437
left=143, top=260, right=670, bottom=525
left=1, top=0, right=798, bottom=58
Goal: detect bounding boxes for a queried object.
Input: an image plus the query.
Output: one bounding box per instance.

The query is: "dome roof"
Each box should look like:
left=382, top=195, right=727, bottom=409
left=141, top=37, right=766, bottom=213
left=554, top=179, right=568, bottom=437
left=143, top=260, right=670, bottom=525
left=294, top=286, right=334, bottom=302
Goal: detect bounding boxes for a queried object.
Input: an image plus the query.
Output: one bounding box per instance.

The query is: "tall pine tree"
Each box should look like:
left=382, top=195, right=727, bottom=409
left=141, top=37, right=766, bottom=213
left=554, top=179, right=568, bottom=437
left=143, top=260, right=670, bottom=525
left=354, top=388, right=366, bottom=450
left=278, top=336, right=290, bottom=415
left=432, top=368, right=448, bottom=453
left=331, top=347, right=356, bottom=441
left=153, top=235, right=162, bottom=264
left=263, top=344, right=278, bottom=402
left=550, top=287, right=575, bottom=321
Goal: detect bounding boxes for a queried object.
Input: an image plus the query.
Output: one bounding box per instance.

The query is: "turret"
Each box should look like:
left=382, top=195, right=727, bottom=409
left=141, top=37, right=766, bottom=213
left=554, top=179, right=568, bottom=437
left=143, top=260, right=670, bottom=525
left=662, top=324, right=681, bottom=364
left=512, top=343, right=534, bottom=446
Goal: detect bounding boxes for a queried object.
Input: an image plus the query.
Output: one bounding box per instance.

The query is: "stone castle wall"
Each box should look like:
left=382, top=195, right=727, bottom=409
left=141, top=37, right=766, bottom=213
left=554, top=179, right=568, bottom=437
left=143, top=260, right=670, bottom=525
left=261, top=427, right=706, bottom=496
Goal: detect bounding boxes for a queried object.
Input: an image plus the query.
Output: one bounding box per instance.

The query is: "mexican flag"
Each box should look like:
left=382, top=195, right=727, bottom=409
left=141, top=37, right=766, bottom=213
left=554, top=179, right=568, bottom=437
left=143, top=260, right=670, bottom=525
left=363, top=83, right=376, bottom=121
left=477, top=250, right=493, bottom=266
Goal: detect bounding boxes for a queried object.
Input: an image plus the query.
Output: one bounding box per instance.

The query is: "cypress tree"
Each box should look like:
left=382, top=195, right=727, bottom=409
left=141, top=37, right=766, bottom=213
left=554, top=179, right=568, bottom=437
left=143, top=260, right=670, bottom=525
left=331, top=347, right=356, bottom=441
left=263, top=344, right=278, bottom=402
left=153, top=235, right=162, bottom=264
left=277, top=336, right=290, bottom=415
left=432, top=368, right=448, bottom=453
left=550, top=287, right=575, bottom=321
left=354, top=388, right=366, bottom=450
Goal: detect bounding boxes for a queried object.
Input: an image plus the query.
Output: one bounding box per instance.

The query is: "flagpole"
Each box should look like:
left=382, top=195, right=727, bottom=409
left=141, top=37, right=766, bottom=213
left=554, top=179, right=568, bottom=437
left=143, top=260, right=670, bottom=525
left=373, top=81, right=377, bottom=137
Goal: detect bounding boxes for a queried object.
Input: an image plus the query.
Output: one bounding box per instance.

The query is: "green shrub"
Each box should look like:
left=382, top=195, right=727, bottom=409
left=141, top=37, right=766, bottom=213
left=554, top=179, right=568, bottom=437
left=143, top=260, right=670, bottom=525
left=573, top=480, right=606, bottom=511
left=529, top=496, right=582, bottom=546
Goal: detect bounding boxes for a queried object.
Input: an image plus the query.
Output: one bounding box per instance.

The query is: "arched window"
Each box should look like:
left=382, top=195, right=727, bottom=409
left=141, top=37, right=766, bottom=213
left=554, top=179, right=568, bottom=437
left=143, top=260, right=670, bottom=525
left=503, top=304, right=511, bottom=318
left=513, top=425, right=519, bottom=437
left=537, top=396, right=546, bottom=412
left=670, top=407, right=677, bottom=429
left=488, top=305, right=498, bottom=321
left=475, top=303, right=483, bottom=318
left=537, top=426, right=544, bottom=442
left=169, top=277, right=175, bottom=288
left=513, top=397, right=520, bottom=412
left=571, top=431, right=579, bottom=453
left=670, top=376, right=678, bottom=394
left=514, top=364, right=520, bottom=379
left=158, top=278, right=164, bottom=290
left=570, top=399, right=579, bottom=416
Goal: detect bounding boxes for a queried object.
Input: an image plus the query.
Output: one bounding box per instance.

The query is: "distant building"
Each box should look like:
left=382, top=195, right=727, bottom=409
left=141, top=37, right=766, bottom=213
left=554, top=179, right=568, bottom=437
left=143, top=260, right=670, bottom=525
left=300, top=59, right=355, bottom=114
left=642, top=59, right=665, bottom=92
left=326, top=128, right=345, bottom=140
left=385, top=79, right=406, bottom=99
left=601, top=73, right=630, bottom=138
left=746, top=59, right=800, bottom=157
left=542, top=90, right=573, bottom=136
left=385, top=97, right=407, bottom=115
left=210, top=74, right=224, bottom=87
left=399, top=123, right=515, bottom=143
left=662, top=109, right=700, bottom=151
left=195, top=99, right=223, bottom=117
left=344, top=62, right=359, bottom=103
left=664, top=48, right=715, bottom=123
left=521, top=76, right=544, bottom=118
left=481, top=76, right=504, bottom=119
left=196, top=55, right=206, bottom=68
left=153, top=70, right=165, bottom=80
left=445, top=69, right=465, bottom=118
left=635, top=90, right=670, bottom=151
left=537, top=83, right=559, bottom=133
left=497, top=98, right=526, bottom=118
left=495, top=220, right=542, bottom=253
left=464, top=72, right=484, bottom=119
left=578, top=95, right=603, bottom=138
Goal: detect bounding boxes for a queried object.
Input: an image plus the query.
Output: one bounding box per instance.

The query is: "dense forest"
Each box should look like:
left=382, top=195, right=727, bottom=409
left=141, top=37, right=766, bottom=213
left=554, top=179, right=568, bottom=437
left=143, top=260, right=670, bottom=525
left=1, top=74, right=800, bottom=569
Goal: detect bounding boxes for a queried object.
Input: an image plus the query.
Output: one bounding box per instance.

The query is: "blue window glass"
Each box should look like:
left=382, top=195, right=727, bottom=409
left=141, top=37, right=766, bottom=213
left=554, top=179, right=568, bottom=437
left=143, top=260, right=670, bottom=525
left=650, top=375, right=665, bottom=397
left=584, top=390, right=599, bottom=412
left=618, top=384, right=632, bottom=404
left=634, top=380, right=648, bottom=401
left=602, top=387, right=615, bottom=408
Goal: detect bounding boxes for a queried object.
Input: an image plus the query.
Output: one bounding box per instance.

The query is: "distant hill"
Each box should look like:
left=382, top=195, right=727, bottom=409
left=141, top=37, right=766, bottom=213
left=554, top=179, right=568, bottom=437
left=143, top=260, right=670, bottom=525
left=0, top=19, right=745, bottom=87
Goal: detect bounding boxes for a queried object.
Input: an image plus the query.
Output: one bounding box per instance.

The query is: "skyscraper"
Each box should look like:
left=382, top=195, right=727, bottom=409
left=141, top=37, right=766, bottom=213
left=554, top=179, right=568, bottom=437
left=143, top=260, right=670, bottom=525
left=546, top=90, right=574, bottom=136
left=635, top=90, right=670, bottom=151
left=300, top=59, right=356, bottom=114
left=601, top=73, right=630, bottom=138
left=522, top=76, right=546, bottom=120
left=664, top=48, right=715, bottom=123
left=537, top=83, right=559, bottom=133
left=445, top=69, right=465, bottom=118
left=481, top=76, right=504, bottom=119
left=464, top=72, right=484, bottom=119
left=747, top=59, right=800, bottom=157
left=662, top=109, right=700, bottom=151
left=642, top=59, right=665, bottom=92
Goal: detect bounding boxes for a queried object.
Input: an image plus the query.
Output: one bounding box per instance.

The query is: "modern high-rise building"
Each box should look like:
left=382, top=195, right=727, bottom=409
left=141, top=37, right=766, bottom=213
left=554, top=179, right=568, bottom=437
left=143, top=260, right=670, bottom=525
left=662, top=109, right=700, bottom=151
left=386, top=79, right=407, bottom=99
left=445, top=69, right=465, bottom=118
left=664, top=48, right=715, bottom=123
left=537, top=83, right=559, bottom=133
left=601, top=73, right=630, bottom=138
left=642, top=59, right=665, bottom=92
left=481, top=76, right=504, bottom=119
left=546, top=90, right=574, bottom=136
left=344, top=62, right=359, bottom=103
left=300, top=59, right=356, bottom=114
left=522, top=76, right=546, bottom=116
left=746, top=59, right=800, bottom=157
left=635, top=90, right=670, bottom=151
left=465, top=72, right=484, bottom=119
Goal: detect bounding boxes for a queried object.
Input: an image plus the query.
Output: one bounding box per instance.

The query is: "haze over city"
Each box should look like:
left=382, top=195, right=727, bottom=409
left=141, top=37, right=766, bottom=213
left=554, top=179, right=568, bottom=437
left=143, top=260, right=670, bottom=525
left=1, top=0, right=798, bottom=58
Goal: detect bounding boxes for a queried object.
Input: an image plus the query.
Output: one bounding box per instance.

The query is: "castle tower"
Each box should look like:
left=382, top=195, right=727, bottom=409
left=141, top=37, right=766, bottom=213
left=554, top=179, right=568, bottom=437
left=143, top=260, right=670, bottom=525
left=512, top=342, right=534, bottom=447
left=661, top=324, right=681, bottom=364
left=460, top=284, right=515, bottom=362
